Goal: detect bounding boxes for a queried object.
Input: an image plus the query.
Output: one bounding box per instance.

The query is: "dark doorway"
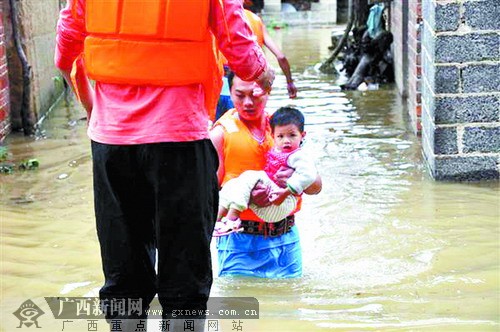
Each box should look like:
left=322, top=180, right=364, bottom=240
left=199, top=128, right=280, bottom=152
left=337, top=0, right=349, bottom=23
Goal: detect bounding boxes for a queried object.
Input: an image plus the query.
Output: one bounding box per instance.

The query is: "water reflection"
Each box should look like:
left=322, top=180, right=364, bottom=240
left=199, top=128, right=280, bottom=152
left=1, top=26, right=499, bottom=331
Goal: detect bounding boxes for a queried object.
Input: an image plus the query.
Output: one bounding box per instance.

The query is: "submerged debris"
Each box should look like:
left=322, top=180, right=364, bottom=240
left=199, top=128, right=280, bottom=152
left=18, top=159, right=40, bottom=171
left=57, top=173, right=69, bottom=180
left=321, top=3, right=394, bottom=90
left=0, top=147, right=40, bottom=174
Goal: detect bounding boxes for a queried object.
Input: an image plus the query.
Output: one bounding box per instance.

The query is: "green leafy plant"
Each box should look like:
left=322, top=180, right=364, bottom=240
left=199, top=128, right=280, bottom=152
left=0, top=146, right=8, bottom=161
left=0, top=146, right=40, bottom=174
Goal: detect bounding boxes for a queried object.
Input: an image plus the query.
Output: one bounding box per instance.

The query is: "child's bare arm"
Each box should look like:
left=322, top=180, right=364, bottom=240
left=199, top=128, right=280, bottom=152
left=269, top=187, right=292, bottom=205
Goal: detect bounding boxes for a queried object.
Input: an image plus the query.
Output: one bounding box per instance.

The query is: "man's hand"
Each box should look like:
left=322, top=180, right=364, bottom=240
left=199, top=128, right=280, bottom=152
left=254, top=66, right=275, bottom=96
left=269, top=188, right=291, bottom=206
left=304, top=174, right=322, bottom=195
left=273, top=166, right=294, bottom=188
left=62, top=56, right=94, bottom=116
left=250, top=180, right=272, bottom=207
left=287, top=81, right=298, bottom=99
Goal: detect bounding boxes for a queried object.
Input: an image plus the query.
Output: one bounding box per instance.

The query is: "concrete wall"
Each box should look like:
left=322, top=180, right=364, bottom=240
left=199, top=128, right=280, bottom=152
left=263, top=0, right=337, bottom=25
left=421, top=0, right=499, bottom=180
left=20, top=0, right=62, bottom=129
left=262, top=10, right=337, bottom=25
left=0, top=4, right=11, bottom=142
left=3, top=0, right=62, bottom=136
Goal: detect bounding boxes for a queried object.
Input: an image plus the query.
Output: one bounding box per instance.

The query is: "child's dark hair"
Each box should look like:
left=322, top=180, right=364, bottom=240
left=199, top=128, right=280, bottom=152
left=269, top=107, right=305, bottom=133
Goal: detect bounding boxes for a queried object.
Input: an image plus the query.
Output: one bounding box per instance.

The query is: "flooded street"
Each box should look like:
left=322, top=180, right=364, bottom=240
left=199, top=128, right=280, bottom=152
left=1, top=26, right=499, bottom=331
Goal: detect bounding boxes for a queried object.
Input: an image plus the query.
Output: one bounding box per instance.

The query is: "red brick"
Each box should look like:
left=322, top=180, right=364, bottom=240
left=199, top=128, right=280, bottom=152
left=0, top=107, right=6, bottom=122
left=415, top=120, right=422, bottom=133
left=415, top=105, right=422, bottom=117
left=0, top=75, right=8, bottom=90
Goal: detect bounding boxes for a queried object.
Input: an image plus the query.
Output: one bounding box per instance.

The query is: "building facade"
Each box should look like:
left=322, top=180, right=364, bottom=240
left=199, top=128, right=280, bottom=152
left=1, top=0, right=62, bottom=140
left=392, top=0, right=499, bottom=180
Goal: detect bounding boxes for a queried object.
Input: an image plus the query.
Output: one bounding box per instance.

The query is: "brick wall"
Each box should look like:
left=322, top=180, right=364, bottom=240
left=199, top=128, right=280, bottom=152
left=407, top=0, right=422, bottom=133
left=391, top=0, right=422, bottom=134
left=421, top=0, right=499, bottom=180
left=0, top=5, right=10, bottom=142
left=390, top=1, right=406, bottom=96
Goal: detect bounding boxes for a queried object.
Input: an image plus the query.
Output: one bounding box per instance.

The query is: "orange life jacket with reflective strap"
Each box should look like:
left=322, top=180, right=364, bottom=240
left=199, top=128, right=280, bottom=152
left=216, top=109, right=302, bottom=222
left=73, top=0, right=223, bottom=119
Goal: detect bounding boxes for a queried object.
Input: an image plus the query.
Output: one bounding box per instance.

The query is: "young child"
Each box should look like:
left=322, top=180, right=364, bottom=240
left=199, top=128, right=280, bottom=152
left=213, top=107, right=318, bottom=237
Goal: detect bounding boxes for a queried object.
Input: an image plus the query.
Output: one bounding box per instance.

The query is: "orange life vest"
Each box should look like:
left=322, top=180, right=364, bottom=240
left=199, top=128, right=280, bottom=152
left=244, top=10, right=264, bottom=47
left=219, top=9, right=264, bottom=66
left=75, top=0, right=223, bottom=119
left=216, top=109, right=301, bottom=222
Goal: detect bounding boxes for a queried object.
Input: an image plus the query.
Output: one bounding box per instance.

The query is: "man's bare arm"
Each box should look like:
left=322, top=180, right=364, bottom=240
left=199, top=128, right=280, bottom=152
left=263, top=26, right=297, bottom=98
left=59, top=58, right=94, bottom=114
left=209, top=125, right=226, bottom=187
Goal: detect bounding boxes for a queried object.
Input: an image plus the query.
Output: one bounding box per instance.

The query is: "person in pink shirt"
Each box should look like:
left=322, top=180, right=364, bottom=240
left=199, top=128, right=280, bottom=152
left=55, top=0, right=274, bottom=330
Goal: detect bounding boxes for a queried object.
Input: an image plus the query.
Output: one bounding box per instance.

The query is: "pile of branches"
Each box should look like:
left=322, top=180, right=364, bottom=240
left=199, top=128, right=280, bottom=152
left=320, top=0, right=394, bottom=90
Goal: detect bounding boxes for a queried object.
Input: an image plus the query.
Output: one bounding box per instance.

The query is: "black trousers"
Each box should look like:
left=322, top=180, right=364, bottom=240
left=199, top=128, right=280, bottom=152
left=91, top=140, right=219, bottom=319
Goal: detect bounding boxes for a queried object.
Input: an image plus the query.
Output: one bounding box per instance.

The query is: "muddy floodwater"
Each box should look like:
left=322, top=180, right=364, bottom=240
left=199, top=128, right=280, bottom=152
left=1, top=26, right=499, bottom=331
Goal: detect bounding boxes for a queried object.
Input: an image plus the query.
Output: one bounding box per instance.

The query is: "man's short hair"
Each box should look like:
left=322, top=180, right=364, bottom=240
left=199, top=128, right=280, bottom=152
left=227, top=69, right=235, bottom=90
